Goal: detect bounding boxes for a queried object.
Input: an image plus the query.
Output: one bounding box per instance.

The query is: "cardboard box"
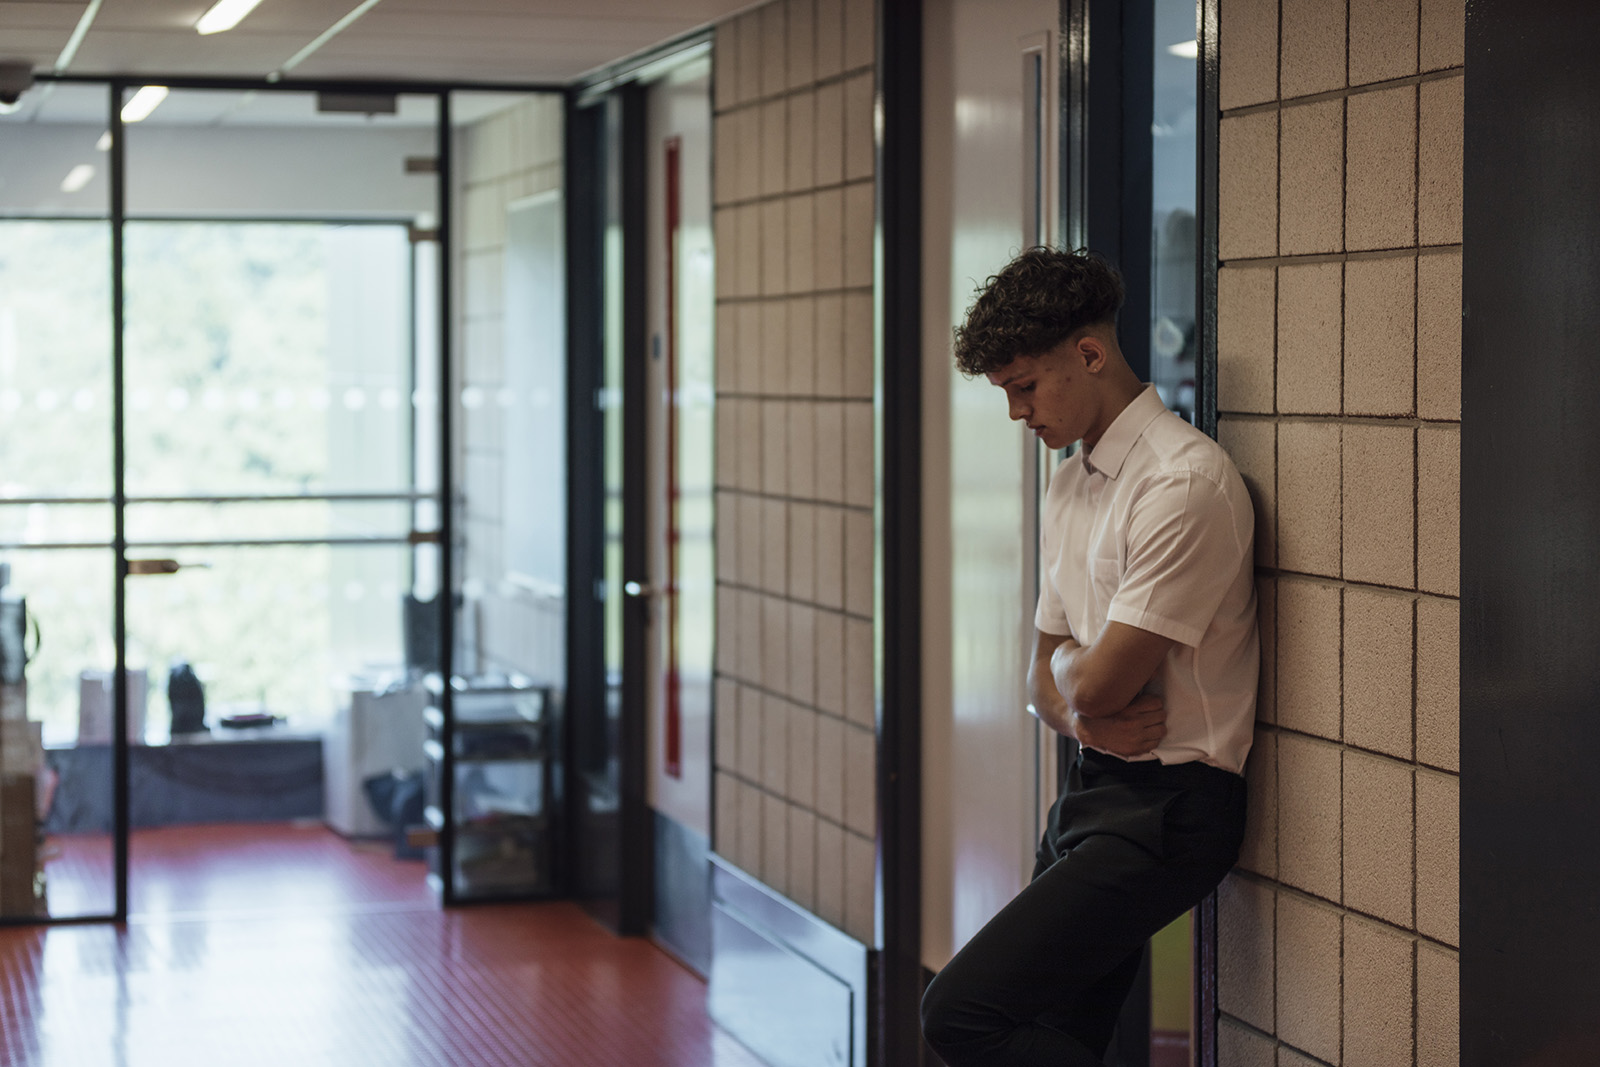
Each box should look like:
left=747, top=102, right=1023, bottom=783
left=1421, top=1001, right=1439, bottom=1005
left=0, top=774, right=38, bottom=915
left=0, top=719, right=39, bottom=777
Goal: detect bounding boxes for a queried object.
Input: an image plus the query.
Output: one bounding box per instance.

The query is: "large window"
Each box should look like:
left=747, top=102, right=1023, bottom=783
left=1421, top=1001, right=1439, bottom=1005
left=2, top=220, right=417, bottom=746
left=120, top=220, right=415, bottom=742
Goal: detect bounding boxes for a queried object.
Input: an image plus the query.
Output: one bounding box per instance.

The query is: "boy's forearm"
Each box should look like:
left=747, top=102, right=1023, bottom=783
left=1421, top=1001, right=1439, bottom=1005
left=1028, top=636, right=1079, bottom=739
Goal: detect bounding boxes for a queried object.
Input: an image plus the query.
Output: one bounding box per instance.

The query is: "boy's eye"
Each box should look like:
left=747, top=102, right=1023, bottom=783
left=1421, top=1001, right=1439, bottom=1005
left=1018, top=383, right=1035, bottom=394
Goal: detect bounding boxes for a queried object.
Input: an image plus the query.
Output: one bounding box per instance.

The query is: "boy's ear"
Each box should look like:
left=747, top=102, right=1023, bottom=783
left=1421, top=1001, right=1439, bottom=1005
left=1077, top=332, right=1109, bottom=372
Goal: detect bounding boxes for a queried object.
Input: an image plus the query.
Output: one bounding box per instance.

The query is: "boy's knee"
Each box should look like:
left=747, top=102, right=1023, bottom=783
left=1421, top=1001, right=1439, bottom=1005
left=919, top=968, right=967, bottom=1054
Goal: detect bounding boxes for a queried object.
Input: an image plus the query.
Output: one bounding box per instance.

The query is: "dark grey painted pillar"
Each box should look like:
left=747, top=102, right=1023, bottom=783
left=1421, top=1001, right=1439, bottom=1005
left=1463, top=1, right=1600, bottom=1063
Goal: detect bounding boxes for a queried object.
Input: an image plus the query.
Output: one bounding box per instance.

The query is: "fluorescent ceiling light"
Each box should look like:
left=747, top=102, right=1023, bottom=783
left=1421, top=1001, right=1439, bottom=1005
left=196, top=0, right=265, bottom=35
left=61, top=165, right=95, bottom=193
left=95, top=130, right=111, bottom=151
left=1167, top=39, right=1199, bottom=59
left=120, top=86, right=169, bottom=123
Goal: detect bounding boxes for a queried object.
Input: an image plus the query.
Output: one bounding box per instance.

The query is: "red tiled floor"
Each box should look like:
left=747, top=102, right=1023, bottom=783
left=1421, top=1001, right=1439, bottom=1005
left=0, top=824, right=766, bottom=1067
left=44, top=823, right=432, bottom=919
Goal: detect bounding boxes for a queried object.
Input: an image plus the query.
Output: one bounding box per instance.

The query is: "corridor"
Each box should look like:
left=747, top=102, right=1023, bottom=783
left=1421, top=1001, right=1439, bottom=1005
left=0, top=825, right=763, bottom=1067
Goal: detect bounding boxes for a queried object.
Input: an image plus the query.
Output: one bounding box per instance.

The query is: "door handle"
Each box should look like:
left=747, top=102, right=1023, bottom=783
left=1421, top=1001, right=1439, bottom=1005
left=125, top=559, right=182, bottom=576
left=623, top=581, right=659, bottom=598
left=125, top=559, right=211, bottom=576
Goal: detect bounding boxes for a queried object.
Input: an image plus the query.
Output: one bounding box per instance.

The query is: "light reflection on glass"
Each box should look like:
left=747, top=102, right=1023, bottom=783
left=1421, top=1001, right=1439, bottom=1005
left=1151, top=0, right=1199, bottom=423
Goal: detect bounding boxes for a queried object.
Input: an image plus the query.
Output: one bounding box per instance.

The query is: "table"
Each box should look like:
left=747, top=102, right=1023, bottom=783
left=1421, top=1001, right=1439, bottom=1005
left=44, top=728, right=324, bottom=833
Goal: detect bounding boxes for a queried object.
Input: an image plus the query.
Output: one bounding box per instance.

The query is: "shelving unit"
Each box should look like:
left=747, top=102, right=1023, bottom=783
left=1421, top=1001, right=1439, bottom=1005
left=422, top=677, right=554, bottom=900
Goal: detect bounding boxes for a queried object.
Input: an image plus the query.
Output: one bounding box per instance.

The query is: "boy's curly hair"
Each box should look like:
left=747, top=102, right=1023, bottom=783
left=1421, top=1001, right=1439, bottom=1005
left=953, top=247, right=1125, bottom=377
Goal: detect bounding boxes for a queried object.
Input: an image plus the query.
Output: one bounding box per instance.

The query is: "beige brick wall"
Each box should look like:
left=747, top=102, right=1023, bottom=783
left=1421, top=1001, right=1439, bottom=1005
left=710, top=0, right=879, bottom=946
left=1214, top=0, right=1461, bottom=1062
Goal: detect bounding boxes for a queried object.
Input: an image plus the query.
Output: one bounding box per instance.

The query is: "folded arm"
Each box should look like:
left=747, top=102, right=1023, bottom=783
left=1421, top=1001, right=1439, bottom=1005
left=1029, top=623, right=1175, bottom=757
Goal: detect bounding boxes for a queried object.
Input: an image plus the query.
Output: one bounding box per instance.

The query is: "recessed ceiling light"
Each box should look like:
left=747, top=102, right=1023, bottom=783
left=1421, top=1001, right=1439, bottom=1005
left=61, top=164, right=95, bottom=193
left=95, top=130, right=111, bottom=151
left=120, top=85, right=168, bottom=123
left=1167, top=39, right=1199, bottom=59
left=196, top=0, right=266, bottom=35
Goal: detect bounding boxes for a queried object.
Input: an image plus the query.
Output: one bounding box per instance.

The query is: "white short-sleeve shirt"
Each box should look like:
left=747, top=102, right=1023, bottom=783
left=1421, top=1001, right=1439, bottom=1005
left=1035, top=386, right=1259, bottom=774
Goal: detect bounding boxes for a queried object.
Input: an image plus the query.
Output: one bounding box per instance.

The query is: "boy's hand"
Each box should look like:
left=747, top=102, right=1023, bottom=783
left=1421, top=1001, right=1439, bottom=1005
left=1072, top=693, right=1167, bottom=758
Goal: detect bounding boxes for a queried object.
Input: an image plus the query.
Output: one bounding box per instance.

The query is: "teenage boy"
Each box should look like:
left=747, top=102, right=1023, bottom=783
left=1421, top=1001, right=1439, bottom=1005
left=920, top=247, right=1258, bottom=1067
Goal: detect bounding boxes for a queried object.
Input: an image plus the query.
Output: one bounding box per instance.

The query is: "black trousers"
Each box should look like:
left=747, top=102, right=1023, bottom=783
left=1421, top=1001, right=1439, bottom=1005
left=921, top=748, right=1247, bottom=1067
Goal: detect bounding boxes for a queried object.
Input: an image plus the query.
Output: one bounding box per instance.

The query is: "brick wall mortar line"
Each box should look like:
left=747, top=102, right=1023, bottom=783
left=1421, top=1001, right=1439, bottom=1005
left=711, top=63, right=877, bottom=118
left=711, top=393, right=877, bottom=404
left=1217, top=1013, right=1341, bottom=1067
left=1221, top=243, right=1461, bottom=268
left=1252, top=719, right=1462, bottom=776
left=1228, top=868, right=1457, bottom=948
left=714, top=179, right=878, bottom=212
left=712, top=283, right=878, bottom=304
left=1225, top=66, right=1463, bottom=119
left=715, top=768, right=877, bottom=839
left=710, top=582, right=875, bottom=623
left=1219, top=412, right=1459, bottom=429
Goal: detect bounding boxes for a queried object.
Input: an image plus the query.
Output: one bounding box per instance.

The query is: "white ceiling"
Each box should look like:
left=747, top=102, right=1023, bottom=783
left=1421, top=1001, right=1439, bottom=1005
left=0, top=0, right=746, bottom=85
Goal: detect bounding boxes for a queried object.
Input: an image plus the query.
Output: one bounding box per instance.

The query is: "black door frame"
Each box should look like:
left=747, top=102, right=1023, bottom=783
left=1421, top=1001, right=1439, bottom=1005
left=2, top=72, right=563, bottom=927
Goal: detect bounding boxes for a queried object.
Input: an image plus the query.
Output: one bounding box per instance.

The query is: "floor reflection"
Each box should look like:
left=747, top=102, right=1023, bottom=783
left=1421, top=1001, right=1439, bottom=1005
left=0, top=823, right=765, bottom=1067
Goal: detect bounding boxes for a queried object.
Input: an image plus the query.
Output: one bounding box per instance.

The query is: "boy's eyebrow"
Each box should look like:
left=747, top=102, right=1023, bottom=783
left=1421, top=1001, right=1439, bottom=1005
left=992, top=367, right=1030, bottom=387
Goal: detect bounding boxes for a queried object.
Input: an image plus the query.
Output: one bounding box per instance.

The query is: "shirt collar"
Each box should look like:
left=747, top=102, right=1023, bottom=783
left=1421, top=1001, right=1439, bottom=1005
left=1080, top=385, right=1166, bottom=479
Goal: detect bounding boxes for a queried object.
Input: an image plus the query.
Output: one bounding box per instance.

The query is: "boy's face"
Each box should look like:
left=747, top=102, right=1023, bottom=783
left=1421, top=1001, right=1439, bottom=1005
left=984, top=336, right=1096, bottom=451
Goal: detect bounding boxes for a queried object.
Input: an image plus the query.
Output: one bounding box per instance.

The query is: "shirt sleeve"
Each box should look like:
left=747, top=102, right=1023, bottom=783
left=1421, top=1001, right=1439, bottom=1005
left=1105, top=469, right=1252, bottom=647
left=1034, top=522, right=1073, bottom=636
left=1033, top=469, right=1074, bottom=637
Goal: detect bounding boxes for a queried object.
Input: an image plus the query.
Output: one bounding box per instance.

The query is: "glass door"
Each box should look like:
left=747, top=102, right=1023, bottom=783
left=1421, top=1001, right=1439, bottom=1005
left=0, top=82, right=121, bottom=921
left=118, top=86, right=441, bottom=916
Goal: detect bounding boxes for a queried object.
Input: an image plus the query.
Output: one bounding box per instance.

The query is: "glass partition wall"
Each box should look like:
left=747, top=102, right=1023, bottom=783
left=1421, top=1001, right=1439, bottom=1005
left=0, top=78, right=564, bottom=923
left=0, top=83, right=119, bottom=917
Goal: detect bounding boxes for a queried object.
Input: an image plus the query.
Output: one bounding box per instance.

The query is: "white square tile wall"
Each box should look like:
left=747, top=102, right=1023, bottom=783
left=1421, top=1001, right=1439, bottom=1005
left=709, top=0, right=881, bottom=947
left=1215, top=0, right=1462, bottom=1054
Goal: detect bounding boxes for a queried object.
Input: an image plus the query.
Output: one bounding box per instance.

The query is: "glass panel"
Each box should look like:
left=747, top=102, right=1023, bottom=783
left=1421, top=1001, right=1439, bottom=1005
left=121, top=221, right=414, bottom=498
left=0, top=548, right=118, bottom=919
left=125, top=499, right=413, bottom=545
left=0, top=82, right=115, bottom=221
left=122, top=544, right=409, bottom=739
left=1152, top=0, right=1199, bottom=423
left=0, top=219, right=113, bottom=498
left=119, top=87, right=439, bottom=916
left=0, top=83, right=118, bottom=920
left=440, top=90, right=566, bottom=900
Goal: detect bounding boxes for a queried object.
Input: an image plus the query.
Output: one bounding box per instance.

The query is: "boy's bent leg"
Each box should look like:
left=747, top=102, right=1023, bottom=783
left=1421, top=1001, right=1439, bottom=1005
left=920, top=832, right=1223, bottom=1067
